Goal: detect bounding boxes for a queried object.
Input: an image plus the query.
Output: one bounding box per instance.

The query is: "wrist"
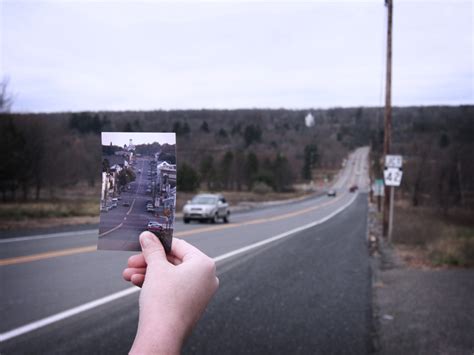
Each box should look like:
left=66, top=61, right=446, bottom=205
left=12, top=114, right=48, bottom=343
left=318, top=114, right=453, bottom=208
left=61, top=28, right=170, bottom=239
left=130, top=318, right=185, bottom=355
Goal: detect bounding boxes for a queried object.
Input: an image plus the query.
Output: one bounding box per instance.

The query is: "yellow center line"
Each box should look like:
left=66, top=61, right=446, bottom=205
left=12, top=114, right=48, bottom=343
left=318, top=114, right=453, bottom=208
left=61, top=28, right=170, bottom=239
left=0, top=188, right=349, bottom=266
left=126, top=198, right=136, bottom=216
left=174, top=194, right=344, bottom=237
left=98, top=222, right=123, bottom=238
left=0, top=246, right=97, bottom=266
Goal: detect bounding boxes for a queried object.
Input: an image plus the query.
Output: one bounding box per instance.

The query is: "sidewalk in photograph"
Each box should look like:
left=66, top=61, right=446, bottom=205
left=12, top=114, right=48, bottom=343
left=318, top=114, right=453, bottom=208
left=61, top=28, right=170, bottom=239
left=369, top=204, right=474, bottom=354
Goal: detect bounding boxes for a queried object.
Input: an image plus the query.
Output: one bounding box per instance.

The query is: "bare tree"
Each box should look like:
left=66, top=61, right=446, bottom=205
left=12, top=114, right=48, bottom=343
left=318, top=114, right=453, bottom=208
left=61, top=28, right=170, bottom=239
left=0, top=77, right=14, bottom=113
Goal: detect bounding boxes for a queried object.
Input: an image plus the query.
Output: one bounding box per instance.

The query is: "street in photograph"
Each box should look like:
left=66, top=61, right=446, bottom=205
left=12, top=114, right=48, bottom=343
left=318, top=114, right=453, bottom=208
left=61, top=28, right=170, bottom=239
left=98, top=132, right=177, bottom=252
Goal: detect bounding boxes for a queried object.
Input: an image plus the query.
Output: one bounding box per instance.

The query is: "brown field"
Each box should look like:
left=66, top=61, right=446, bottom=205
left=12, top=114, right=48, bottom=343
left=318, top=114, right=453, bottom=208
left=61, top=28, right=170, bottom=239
left=393, top=203, right=474, bottom=267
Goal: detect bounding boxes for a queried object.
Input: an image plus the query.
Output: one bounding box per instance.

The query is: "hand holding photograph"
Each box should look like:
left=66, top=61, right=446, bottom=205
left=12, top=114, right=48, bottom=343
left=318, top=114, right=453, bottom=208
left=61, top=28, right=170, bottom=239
left=98, top=132, right=177, bottom=252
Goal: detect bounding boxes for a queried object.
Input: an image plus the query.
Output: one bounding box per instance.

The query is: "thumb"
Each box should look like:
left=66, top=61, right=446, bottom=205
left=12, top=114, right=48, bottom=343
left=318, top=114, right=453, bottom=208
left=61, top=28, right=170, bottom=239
left=139, top=231, right=166, bottom=265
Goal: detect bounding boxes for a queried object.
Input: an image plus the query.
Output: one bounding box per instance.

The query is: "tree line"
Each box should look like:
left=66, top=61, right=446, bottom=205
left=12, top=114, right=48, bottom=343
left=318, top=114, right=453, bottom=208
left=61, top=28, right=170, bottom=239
left=1, top=105, right=472, bottom=211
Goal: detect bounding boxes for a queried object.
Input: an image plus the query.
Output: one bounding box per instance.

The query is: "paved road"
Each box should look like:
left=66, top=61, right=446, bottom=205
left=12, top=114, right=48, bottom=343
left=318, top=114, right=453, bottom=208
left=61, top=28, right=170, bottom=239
left=1, top=147, right=371, bottom=354
left=98, top=156, right=172, bottom=251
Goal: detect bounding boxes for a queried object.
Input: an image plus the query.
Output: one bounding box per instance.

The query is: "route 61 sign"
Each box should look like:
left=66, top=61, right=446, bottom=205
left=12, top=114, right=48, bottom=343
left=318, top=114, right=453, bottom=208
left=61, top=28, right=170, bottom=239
left=384, top=167, right=403, bottom=187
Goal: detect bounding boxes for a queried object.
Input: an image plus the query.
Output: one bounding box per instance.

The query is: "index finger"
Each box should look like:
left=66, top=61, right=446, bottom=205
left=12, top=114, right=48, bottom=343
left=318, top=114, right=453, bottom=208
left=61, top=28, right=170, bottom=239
left=128, top=253, right=146, bottom=268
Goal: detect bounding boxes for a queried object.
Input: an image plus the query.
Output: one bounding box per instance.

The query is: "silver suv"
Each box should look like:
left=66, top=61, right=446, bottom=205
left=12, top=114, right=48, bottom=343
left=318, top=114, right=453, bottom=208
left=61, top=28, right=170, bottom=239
left=183, top=194, right=230, bottom=224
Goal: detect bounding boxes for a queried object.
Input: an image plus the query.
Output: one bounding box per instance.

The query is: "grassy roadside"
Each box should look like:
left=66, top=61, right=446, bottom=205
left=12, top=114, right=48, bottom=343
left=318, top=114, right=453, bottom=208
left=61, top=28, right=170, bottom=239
left=0, top=200, right=99, bottom=219
left=392, top=203, right=474, bottom=267
left=0, top=199, right=100, bottom=231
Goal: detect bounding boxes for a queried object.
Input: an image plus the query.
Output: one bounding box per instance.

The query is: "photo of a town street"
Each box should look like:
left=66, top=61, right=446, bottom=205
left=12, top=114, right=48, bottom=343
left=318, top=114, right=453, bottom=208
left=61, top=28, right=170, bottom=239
left=98, top=132, right=176, bottom=252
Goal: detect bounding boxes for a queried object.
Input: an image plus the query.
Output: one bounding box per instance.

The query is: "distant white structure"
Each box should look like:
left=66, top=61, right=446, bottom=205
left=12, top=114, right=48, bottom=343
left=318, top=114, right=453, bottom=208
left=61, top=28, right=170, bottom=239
left=305, top=113, right=315, bottom=127
left=126, top=139, right=135, bottom=152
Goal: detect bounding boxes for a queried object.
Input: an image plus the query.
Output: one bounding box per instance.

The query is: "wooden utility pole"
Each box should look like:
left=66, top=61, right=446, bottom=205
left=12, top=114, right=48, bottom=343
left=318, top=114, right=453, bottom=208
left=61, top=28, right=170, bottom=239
left=383, top=0, right=393, bottom=237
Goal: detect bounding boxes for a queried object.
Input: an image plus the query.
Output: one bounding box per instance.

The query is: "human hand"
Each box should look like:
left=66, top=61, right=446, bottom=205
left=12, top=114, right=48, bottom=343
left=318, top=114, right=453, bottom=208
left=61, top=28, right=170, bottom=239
left=123, top=232, right=219, bottom=354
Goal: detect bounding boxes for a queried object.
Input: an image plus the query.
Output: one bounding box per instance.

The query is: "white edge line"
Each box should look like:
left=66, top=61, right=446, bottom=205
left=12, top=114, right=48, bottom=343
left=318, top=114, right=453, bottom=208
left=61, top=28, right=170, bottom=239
left=0, top=193, right=358, bottom=343
left=0, top=229, right=98, bottom=244
left=214, top=193, right=357, bottom=262
left=0, top=287, right=140, bottom=342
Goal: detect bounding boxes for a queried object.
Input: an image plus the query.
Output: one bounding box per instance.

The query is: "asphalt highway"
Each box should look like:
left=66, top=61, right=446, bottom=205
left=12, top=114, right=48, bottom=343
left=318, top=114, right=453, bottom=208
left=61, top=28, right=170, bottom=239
left=1, top=147, right=370, bottom=354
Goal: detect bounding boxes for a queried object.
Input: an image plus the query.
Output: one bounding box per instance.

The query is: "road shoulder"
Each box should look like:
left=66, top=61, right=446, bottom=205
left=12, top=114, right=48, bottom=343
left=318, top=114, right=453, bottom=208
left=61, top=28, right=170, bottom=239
left=370, top=204, right=474, bottom=354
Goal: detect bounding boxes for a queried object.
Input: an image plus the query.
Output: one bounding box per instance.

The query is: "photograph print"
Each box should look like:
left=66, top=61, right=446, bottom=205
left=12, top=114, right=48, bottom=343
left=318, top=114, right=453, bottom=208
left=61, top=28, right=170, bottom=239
left=98, top=132, right=177, bottom=252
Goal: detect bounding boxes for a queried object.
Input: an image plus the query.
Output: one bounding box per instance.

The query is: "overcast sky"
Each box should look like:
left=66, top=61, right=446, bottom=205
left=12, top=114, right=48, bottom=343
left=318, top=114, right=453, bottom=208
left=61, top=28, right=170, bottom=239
left=1, top=0, right=472, bottom=112
left=101, top=132, right=176, bottom=146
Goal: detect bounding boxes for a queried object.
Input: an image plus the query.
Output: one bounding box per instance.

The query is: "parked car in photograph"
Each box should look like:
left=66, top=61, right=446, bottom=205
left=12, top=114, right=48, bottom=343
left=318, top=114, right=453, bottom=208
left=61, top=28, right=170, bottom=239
left=327, top=189, right=337, bottom=197
left=122, top=201, right=130, bottom=207
left=183, top=194, right=230, bottom=224
left=349, top=185, right=358, bottom=193
left=100, top=205, right=110, bottom=212
left=147, top=221, right=164, bottom=232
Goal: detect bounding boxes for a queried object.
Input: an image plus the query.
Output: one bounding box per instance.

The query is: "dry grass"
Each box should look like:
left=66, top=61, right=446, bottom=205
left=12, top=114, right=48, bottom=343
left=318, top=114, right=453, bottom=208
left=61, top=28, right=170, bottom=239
left=1, top=216, right=99, bottom=231
left=427, top=226, right=474, bottom=267
left=0, top=200, right=99, bottom=220
left=0, top=184, right=101, bottom=230
left=393, top=204, right=474, bottom=267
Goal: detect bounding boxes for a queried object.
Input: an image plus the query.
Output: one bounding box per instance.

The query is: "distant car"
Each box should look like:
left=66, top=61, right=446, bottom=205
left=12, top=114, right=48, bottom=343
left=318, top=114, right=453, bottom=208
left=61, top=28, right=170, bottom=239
left=147, top=205, right=154, bottom=212
left=327, top=189, right=337, bottom=197
left=122, top=201, right=130, bottom=207
left=183, top=194, right=230, bottom=224
left=349, top=185, right=358, bottom=193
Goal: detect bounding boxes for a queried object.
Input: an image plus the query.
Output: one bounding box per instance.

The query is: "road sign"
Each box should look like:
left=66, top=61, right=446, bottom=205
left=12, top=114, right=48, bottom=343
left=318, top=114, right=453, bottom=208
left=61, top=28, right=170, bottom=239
left=384, top=167, right=403, bottom=187
left=373, top=179, right=385, bottom=196
left=385, top=155, right=403, bottom=168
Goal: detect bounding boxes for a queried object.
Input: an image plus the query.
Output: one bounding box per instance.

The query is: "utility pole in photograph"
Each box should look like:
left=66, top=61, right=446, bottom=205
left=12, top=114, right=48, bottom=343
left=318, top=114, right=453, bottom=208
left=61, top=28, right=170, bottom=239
left=383, top=0, right=393, bottom=237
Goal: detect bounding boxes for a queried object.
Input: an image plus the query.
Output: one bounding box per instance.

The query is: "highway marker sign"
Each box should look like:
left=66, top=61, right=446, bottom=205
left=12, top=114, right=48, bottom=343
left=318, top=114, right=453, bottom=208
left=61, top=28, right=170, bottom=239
left=385, top=154, right=403, bottom=168
left=384, top=167, right=403, bottom=187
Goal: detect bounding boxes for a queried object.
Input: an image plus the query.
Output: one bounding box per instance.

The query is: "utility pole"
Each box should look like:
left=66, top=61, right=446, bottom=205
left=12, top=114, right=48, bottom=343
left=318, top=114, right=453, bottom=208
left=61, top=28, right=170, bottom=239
left=383, top=0, right=393, bottom=237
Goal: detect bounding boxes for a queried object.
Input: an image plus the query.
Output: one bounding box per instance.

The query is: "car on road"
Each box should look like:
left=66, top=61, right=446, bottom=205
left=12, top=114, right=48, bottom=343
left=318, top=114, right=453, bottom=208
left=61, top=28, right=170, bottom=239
left=349, top=185, right=358, bottom=193
left=183, top=194, right=230, bottom=224
left=327, top=189, right=337, bottom=197
left=122, top=201, right=130, bottom=207
left=147, top=205, right=154, bottom=212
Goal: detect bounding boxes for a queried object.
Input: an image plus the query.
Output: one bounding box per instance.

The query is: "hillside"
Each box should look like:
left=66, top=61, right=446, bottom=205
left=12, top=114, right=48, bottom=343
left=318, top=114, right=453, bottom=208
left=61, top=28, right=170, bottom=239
left=1, top=106, right=472, bottom=207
